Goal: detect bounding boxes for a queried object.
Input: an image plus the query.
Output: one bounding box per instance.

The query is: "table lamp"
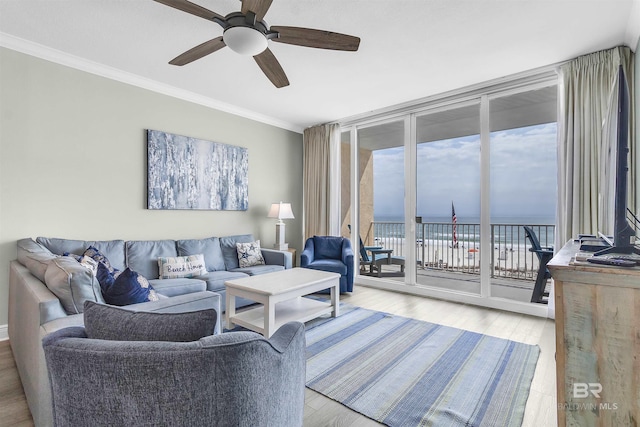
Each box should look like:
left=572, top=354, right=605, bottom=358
left=268, top=202, right=295, bottom=250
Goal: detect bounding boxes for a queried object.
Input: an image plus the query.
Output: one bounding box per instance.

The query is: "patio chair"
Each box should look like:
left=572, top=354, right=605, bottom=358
left=371, top=250, right=405, bottom=277
left=347, top=225, right=405, bottom=277
left=523, top=226, right=554, bottom=304
left=347, top=225, right=380, bottom=272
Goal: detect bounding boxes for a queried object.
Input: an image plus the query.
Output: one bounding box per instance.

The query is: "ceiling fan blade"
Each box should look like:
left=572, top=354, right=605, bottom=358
left=271, top=26, right=360, bottom=51
left=241, top=0, right=273, bottom=22
left=169, top=37, right=226, bottom=66
left=153, top=0, right=224, bottom=21
left=254, top=48, right=289, bottom=88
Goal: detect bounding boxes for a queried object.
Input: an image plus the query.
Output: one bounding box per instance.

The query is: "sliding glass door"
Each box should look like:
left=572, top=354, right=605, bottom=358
left=340, top=73, right=558, bottom=315
left=356, top=120, right=406, bottom=279
left=415, top=103, right=481, bottom=294
left=489, top=85, right=558, bottom=303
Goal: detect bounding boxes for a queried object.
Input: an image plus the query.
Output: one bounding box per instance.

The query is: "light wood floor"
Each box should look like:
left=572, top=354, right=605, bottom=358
left=0, top=285, right=556, bottom=427
left=304, top=286, right=557, bottom=427
left=0, top=337, right=32, bottom=426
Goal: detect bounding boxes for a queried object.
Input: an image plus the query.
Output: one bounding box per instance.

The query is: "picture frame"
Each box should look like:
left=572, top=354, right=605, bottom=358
left=147, top=130, right=248, bottom=210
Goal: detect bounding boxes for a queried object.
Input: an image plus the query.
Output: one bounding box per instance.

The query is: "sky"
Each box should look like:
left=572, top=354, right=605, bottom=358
left=373, top=123, right=558, bottom=222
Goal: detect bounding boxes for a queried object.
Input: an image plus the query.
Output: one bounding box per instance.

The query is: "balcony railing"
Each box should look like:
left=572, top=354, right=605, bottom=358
left=366, top=221, right=555, bottom=281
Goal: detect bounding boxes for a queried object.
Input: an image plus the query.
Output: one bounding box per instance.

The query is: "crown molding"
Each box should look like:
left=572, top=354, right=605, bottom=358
left=0, top=32, right=303, bottom=134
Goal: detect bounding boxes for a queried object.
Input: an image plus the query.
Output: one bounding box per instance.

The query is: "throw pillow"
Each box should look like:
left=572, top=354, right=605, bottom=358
left=236, top=240, right=265, bottom=268
left=84, top=245, right=118, bottom=274
left=79, top=256, right=99, bottom=275
left=220, top=234, right=255, bottom=270
left=83, top=301, right=217, bottom=342
left=97, top=263, right=159, bottom=306
left=44, top=256, right=104, bottom=314
left=62, top=252, right=82, bottom=262
left=64, top=252, right=99, bottom=276
left=157, top=254, right=207, bottom=279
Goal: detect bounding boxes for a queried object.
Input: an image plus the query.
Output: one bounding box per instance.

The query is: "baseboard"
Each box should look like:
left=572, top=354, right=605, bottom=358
left=0, top=324, right=8, bottom=341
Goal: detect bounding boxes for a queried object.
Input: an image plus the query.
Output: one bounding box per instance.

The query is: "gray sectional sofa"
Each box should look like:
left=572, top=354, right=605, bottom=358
left=9, top=234, right=292, bottom=427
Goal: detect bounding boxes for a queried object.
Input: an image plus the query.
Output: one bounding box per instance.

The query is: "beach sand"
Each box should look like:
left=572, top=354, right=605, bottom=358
left=368, top=237, right=541, bottom=280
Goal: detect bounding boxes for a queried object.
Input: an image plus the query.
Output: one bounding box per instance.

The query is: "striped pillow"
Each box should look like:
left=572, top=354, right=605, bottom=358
left=157, top=254, right=207, bottom=279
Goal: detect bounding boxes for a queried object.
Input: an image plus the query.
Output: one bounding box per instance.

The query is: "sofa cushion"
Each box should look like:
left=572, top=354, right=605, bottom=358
left=236, top=240, right=265, bottom=268
left=126, top=240, right=177, bottom=279
left=220, top=234, right=255, bottom=270
left=231, top=264, right=285, bottom=276
left=87, top=241, right=126, bottom=271
left=97, top=264, right=159, bottom=306
left=83, top=301, right=217, bottom=342
left=44, top=256, right=105, bottom=314
left=148, top=278, right=207, bottom=297
left=36, top=238, right=126, bottom=271
left=17, top=238, right=58, bottom=282
left=199, top=270, right=249, bottom=292
left=177, top=237, right=226, bottom=271
left=158, top=254, right=207, bottom=279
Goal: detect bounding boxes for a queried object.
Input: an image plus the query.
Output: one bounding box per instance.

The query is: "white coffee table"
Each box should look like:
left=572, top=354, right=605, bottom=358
left=225, top=268, right=340, bottom=338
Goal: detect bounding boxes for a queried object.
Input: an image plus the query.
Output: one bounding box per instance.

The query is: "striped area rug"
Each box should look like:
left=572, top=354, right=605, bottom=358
left=305, top=306, right=540, bottom=427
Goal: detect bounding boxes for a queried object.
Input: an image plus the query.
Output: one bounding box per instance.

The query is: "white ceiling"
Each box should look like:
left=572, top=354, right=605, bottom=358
left=1, top=0, right=639, bottom=133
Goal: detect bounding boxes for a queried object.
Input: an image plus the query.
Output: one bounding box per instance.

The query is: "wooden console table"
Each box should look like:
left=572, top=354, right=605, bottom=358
left=548, top=240, right=640, bottom=427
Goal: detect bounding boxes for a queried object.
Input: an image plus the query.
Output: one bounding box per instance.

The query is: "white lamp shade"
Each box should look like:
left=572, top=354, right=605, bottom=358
left=268, top=202, right=295, bottom=220
left=223, top=26, right=268, bottom=56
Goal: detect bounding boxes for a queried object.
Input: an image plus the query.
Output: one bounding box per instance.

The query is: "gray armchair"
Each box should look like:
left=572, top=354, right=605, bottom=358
left=43, top=322, right=306, bottom=427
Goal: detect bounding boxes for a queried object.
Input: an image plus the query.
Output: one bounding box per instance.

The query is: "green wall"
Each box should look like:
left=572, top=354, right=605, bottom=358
left=0, top=47, right=303, bottom=328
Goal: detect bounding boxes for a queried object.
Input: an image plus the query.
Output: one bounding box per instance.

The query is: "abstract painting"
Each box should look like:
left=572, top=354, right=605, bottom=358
left=147, top=130, right=248, bottom=210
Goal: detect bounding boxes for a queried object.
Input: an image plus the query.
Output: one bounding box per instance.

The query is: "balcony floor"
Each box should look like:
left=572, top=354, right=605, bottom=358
left=369, top=264, right=550, bottom=304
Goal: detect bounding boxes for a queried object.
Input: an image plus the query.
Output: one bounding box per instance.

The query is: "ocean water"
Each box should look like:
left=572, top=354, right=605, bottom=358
left=372, top=215, right=555, bottom=247
left=375, top=215, right=555, bottom=225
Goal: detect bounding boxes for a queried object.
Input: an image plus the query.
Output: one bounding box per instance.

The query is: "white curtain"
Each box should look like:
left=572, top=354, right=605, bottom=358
left=553, top=46, right=634, bottom=320
left=303, top=123, right=340, bottom=240
left=557, top=46, right=635, bottom=247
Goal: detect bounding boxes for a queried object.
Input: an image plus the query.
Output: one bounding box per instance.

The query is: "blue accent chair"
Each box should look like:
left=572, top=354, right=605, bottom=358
left=300, top=236, right=354, bottom=293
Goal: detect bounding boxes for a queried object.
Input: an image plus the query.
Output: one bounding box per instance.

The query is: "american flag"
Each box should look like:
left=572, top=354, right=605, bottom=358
left=452, top=202, right=458, bottom=248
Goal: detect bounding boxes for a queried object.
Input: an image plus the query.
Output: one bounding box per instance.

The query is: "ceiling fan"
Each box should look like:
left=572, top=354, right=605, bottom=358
left=153, top=0, right=361, bottom=88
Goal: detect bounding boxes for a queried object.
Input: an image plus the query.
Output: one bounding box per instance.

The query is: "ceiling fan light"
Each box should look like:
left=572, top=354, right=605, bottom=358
left=224, top=26, right=268, bottom=56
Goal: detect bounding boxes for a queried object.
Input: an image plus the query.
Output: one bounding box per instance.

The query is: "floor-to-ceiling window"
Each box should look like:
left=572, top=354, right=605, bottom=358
left=340, top=71, right=558, bottom=316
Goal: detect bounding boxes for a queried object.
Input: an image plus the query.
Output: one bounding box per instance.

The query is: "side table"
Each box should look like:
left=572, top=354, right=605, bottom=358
left=287, top=248, right=297, bottom=267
